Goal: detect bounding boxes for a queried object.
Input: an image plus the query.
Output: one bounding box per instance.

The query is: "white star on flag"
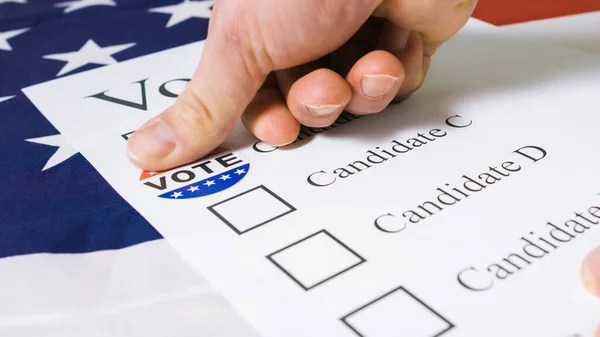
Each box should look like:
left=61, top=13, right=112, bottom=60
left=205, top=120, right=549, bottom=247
left=54, top=0, right=116, bottom=13
left=234, top=169, right=246, bottom=175
left=25, top=134, right=79, bottom=171
left=187, top=186, right=200, bottom=192
left=0, top=0, right=26, bottom=4
left=219, top=174, right=230, bottom=181
left=148, top=0, right=213, bottom=28
left=203, top=180, right=215, bottom=187
left=0, top=27, right=29, bottom=51
left=42, top=39, right=135, bottom=77
left=171, top=191, right=183, bottom=198
left=0, top=96, right=15, bottom=104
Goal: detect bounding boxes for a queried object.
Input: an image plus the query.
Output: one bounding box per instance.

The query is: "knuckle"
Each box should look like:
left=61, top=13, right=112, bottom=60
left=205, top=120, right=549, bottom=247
left=174, top=86, right=216, bottom=130
left=172, top=85, right=235, bottom=141
left=213, top=0, right=272, bottom=76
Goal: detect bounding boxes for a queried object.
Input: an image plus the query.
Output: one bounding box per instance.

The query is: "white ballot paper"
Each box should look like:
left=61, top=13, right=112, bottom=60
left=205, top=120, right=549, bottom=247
left=22, top=19, right=600, bottom=337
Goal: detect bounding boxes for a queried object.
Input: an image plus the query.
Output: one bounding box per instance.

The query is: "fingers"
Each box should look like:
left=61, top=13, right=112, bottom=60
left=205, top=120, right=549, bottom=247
left=343, top=49, right=405, bottom=114
left=242, top=61, right=353, bottom=146
left=276, top=63, right=352, bottom=127
left=328, top=19, right=406, bottom=115
left=582, top=245, right=600, bottom=337
left=125, top=0, right=478, bottom=171
left=378, top=25, right=426, bottom=101
left=582, top=245, right=600, bottom=297
left=126, top=0, right=384, bottom=171
left=241, top=74, right=301, bottom=147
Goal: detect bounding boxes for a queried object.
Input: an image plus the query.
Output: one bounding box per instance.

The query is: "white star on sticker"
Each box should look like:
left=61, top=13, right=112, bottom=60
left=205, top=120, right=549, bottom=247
left=0, top=95, right=15, bottom=104
left=149, top=0, right=213, bottom=28
left=0, top=0, right=26, bottom=4
left=187, top=185, right=200, bottom=192
left=54, top=0, right=116, bottom=13
left=203, top=180, right=215, bottom=187
left=219, top=174, right=230, bottom=181
left=171, top=191, right=183, bottom=198
left=25, top=134, right=79, bottom=171
left=234, top=168, right=246, bottom=175
left=42, top=39, right=135, bottom=77
left=0, top=27, right=29, bottom=51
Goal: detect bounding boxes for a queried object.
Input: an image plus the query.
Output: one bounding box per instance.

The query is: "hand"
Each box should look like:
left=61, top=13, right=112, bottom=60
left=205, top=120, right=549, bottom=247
left=583, top=246, right=600, bottom=297
left=126, top=0, right=479, bottom=171
left=582, top=246, right=600, bottom=337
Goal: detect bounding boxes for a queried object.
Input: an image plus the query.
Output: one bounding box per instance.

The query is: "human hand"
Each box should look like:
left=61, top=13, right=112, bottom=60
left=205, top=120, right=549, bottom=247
left=583, top=246, right=600, bottom=297
left=582, top=246, right=600, bottom=337
left=126, top=0, right=479, bottom=171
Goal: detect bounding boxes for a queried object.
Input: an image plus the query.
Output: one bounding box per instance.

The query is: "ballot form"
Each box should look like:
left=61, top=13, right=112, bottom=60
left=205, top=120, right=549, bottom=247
left=22, top=18, right=600, bottom=337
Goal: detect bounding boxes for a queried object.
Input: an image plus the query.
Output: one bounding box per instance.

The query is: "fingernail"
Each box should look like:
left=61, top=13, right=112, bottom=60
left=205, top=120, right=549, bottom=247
left=305, top=103, right=344, bottom=116
left=582, top=246, right=600, bottom=297
left=361, top=74, right=399, bottom=98
left=128, top=119, right=176, bottom=164
left=272, top=139, right=296, bottom=147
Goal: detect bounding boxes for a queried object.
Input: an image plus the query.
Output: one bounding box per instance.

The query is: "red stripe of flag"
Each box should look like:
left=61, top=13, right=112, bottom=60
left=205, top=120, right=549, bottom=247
left=472, top=0, right=600, bottom=26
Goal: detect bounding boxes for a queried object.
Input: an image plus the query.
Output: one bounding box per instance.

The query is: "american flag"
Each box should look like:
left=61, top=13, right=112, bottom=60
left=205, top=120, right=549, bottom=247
left=0, top=0, right=216, bottom=257
left=1, top=0, right=598, bottom=335
left=0, top=1, right=260, bottom=336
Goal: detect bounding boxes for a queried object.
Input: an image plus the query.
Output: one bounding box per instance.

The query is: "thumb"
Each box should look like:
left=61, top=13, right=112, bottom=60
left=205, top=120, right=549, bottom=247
left=126, top=2, right=269, bottom=171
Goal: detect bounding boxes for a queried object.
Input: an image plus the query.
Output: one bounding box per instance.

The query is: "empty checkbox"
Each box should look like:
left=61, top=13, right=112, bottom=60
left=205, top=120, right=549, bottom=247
left=341, top=286, right=454, bottom=337
left=207, top=185, right=296, bottom=234
left=267, top=230, right=365, bottom=291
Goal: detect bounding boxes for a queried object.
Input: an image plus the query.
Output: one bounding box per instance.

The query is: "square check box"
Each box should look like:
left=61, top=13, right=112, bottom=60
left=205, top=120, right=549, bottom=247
left=207, top=185, right=296, bottom=235
left=341, top=286, right=454, bottom=337
left=267, top=230, right=365, bottom=291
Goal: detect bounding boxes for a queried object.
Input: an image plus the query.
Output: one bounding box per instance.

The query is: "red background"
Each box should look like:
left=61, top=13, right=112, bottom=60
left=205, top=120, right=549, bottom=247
left=472, top=0, right=600, bottom=25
